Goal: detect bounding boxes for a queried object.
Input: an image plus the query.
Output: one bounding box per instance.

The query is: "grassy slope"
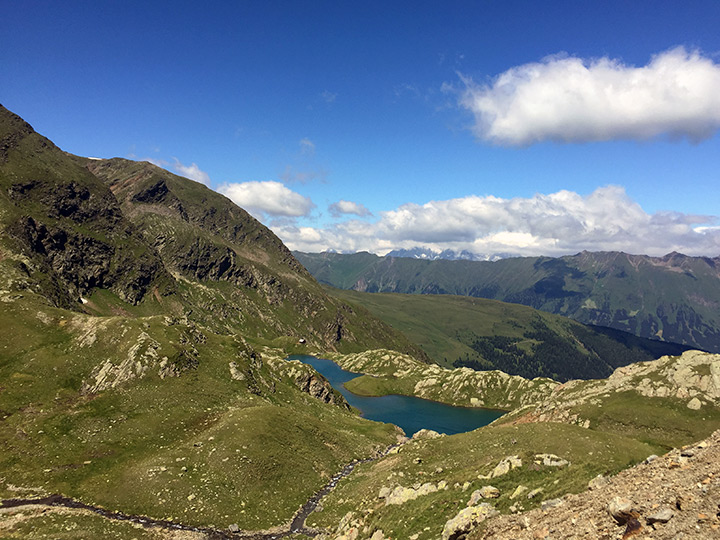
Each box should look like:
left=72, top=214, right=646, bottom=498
left=327, top=288, right=690, bottom=381
left=0, top=293, right=400, bottom=531
left=310, top=423, right=658, bottom=540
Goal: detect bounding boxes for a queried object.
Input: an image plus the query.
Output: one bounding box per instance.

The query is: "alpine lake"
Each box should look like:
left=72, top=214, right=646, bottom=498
left=287, top=355, right=505, bottom=436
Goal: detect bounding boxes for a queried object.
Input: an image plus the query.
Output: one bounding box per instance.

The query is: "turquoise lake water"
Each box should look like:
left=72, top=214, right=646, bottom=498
left=287, top=354, right=505, bottom=436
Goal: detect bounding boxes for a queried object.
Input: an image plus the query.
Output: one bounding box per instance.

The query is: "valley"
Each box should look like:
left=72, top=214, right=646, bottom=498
left=295, top=250, right=720, bottom=354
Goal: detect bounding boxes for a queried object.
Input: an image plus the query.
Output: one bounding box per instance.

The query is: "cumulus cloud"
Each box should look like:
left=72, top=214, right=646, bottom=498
left=459, top=47, right=720, bottom=145
left=218, top=180, right=315, bottom=220
left=173, top=159, right=211, bottom=186
left=329, top=200, right=372, bottom=218
left=270, top=186, right=720, bottom=258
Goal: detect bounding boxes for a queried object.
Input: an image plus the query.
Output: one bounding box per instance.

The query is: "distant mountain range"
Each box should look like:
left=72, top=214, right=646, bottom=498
left=385, top=247, right=507, bottom=261
left=294, top=250, right=720, bottom=353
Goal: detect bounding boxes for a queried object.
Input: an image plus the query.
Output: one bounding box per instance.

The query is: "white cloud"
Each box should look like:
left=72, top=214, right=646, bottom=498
left=173, top=159, right=211, bottom=186
left=459, top=47, right=720, bottom=145
left=218, top=180, right=315, bottom=220
left=329, top=200, right=372, bottom=218
left=270, top=186, right=720, bottom=258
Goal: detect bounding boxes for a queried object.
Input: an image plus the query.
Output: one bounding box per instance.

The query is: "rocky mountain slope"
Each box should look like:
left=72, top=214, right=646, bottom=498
left=295, top=250, right=720, bottom=353
left=0, top=104, right=419, bottom=534
left=0, top=104, right=422, bottom=354
left=304, top=350, right=720, bottom=540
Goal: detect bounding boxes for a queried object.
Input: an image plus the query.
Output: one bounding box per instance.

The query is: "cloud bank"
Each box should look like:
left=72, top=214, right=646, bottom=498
left=218, top=180, right=315, bottom=220
left=272, top=186, right=720, bottom=258
left=460, top=47, right=720, bottom=145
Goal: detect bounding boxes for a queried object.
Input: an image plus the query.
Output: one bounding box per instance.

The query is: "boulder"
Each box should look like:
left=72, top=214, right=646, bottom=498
left=608, top=496, right=636, bottom=524
left=491, top=455, right=522, bottom=478
left=687, top=397, right=702, bottom=410
left=441, top=503, right=498, bottom=540
left=646, top=507, right=674, bottom=524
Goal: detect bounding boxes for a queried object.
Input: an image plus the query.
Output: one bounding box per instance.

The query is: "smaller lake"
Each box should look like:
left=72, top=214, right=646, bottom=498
left=287, top=355, right=505, bottom=436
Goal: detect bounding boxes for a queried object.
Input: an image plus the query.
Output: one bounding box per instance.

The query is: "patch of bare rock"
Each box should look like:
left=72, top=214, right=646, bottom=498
left=475, top=429, right=720, bottom=539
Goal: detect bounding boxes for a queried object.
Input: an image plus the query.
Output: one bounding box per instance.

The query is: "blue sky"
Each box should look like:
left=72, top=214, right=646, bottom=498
left=3, top=1, right=720, bottom=257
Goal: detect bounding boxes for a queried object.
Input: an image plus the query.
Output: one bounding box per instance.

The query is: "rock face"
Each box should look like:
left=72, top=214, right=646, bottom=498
left=294, top=372, right=348, bottom=408
left=479, top=429, right=720, bottom=540
left=0, top=106, right=173, bottom=307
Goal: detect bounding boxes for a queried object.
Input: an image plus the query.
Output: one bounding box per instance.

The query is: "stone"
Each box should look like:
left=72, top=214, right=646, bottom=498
left=644, top=455, right=659, bottom=464
left=527, top=487, right=544, bottom=499
left=646, top=507, right=674, bottom=524
left=370, top=530, right=386, bottom=540
left=378, top=486, right=391, bottom=499
left=441, top=503, right=498, bottom=540
left=687, top=397, right=702, bottom=410
left=467, top=490, right=483, bottom=507
left=480, top=485, right=500, bottom=498
left=510, top=485, right=528, bottom=499
left=535, top=453, right=569, bottom=467
left=608, top=496, right=635, bottom=524
left=413, top=429, right=442, bottom=440
left=588, top=474, right=608, bottom=490
left=541, top=498, right=564, bottom=511
left=491, top=455, right=522, bottom=478
left=467, top=486, right=500, bottom=506
left=385, top=483, right=439, bottom=505
left=228, top=524, right=240, bottom=532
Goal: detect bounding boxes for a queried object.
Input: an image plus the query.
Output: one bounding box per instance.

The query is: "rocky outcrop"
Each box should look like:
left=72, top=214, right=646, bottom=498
left=503, top=350, right=720, bottom=428
left=379, top=481, right=448, bottom=506
left=329, top=349, right=558, bottom=410
left=294, top=372, right=348, bottom=407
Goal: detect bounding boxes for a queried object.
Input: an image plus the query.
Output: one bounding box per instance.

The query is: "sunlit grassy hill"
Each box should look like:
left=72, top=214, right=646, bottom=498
left=295, top=250, right=720, bottom=353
